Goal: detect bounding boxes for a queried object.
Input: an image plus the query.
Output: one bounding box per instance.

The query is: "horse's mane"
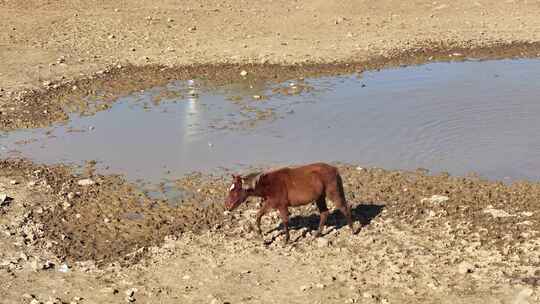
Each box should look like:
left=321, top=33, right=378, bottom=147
left=242, top=171, right=263, bottom=190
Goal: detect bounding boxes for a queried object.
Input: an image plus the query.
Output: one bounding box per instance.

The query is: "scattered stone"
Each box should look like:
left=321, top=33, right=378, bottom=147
left=0, top=193, right=10, bottom=205
left=28, top=181, right=37, bottom=187
left=317, top=237, right=329, bottom=248
left=77, top=179, right=95, bottom=186
left=9, top=179, right=18, bottom=185
left=315, top=283, right=325, bottom=289
left=300, top=284, right=311, bottom=292
left=253, top=95, right=262, bottom=100
left=514, top=288, right=533, bottom=304
left=457, top=261, right=474, bottom=274
left=108, top=34, right=115, bottom=39
left=483, top=205, right=512, bottom=218
left=421, top=195, right=449, bottom=204
left=19, top=252, right=28, bottom=261
left=240, top=70, right=248, bottom=77
left=188, top=26, right=197, bottom=32
left=31, top=259, right=54, bottom=271
left=67, top=192, right=76, bottom=200
left=30, top=299, right=41, bottom=304
left=58, top=263, right=70, bottom=273
left=210, top=297, right=223, bottom=304
left=167, top=18, right=174, bottom=22
left=125, top=288, right=137, bottom=302
left=100, top=287, right=118, bottom=294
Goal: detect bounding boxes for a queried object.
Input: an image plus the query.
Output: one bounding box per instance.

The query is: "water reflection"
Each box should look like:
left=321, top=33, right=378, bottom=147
left=2, top=59, right=540, bottom=183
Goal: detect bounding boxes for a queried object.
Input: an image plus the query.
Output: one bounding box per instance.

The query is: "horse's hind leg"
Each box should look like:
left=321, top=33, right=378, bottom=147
left=327, top=175, right=354, bottom=233
left=315, top=197, right=329, bottom=237
left=277, top=206, right=290, bottom=244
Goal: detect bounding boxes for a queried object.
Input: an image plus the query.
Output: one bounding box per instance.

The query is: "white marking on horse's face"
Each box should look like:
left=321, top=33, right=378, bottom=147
left=229, top=183, right=235, bottom=191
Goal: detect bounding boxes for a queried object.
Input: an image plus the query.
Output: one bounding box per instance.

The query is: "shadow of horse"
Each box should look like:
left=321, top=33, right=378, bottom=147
left=267, top=203, right=385, bottom=241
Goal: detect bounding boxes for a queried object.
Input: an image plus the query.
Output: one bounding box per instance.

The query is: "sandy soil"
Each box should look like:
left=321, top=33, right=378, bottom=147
left=2, top=0, right=540, bottom=130
left=1, top=160, right=540, bottom=303
left=2, top=1, right=540, bottom=303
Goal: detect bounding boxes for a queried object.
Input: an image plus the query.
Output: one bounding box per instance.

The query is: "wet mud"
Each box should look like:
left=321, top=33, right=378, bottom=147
left=2, top=41, right=540, bottom=131
left=2, top=159, right=539, bottom=269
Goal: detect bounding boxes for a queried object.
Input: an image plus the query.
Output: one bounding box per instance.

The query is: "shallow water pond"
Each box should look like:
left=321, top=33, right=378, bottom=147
left=2, top=59, right=540, bottom=184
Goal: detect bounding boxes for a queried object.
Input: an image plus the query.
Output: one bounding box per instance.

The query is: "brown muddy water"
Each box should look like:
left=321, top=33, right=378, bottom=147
left=2, top=59, right=540, bottom=188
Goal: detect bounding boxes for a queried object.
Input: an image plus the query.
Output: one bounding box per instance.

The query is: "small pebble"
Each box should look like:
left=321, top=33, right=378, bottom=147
left=77, top=179, right=95, bottom=186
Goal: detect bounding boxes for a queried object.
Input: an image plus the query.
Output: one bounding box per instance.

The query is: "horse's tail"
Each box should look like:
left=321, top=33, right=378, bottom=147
left=335, top=172, right=348, bottom=206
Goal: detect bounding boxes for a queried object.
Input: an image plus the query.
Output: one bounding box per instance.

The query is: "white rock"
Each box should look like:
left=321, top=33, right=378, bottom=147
left=317, top=238, right=329, bottom=248
left=9, top=180, right=18, bottom=185
left=19, top=252, right=28, bottom=261
left=125, top=288, right=138, bottom=297
left=483, top=205, right=512, bottom=218
left=240, top=70, right=248, bottom=77
left=513, top=288, right=533, bottom=304
left=421, top=195, right=449, bottom=204
left=0, top=193, right=8, bottom=204
left=67, top=192, right=76, bottom=200
left=457, top=261, right=474, bottom=274
left=77, top=179, right=95, bottom=186
left=300, top=284, right=310, bottom=291
left=210, top=297, right=223, bottom=304
left=58, top=263, right=70, bottom=273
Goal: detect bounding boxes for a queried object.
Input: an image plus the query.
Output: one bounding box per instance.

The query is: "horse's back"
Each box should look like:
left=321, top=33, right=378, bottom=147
left=272, top=163, right=339, bottom=205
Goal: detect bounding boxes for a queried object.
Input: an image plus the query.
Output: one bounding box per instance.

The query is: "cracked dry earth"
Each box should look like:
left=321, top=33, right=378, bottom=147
left=1, top=161, right=539, bottom=303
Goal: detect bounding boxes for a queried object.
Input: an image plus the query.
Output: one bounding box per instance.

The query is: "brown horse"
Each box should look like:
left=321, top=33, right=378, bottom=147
left=225, top=162, right=355, bottom=244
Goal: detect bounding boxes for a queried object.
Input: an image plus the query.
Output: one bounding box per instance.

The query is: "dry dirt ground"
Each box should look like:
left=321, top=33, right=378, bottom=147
left=2, top=0, right=540, bottom=130
left=1, top=161, right=540, bottom=304
left=2, top=0, right=540, bottom=303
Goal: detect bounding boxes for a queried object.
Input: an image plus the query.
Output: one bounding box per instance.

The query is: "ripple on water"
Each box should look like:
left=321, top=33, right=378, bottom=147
left=1, top=59, right=540, bottom=184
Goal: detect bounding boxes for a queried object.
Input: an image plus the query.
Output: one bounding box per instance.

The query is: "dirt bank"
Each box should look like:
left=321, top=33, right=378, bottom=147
left=2, top=1, right=540, bottom=303
left=1, top=0, right=540, bottom=130
left=1, top=159, right=540, bottom=303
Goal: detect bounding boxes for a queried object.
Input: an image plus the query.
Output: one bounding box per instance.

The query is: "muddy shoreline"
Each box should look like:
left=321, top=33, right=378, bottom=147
left=2, top=0, right=540, bottom=302
left=1, top=158, right=540, bottom=303
left=2, top=41, right=540, bottom=131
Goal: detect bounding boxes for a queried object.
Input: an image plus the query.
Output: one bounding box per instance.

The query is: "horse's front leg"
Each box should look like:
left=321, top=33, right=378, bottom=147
left=255, top=202, right=269, bottom=237
left=277, top=206, right=290, bottom=244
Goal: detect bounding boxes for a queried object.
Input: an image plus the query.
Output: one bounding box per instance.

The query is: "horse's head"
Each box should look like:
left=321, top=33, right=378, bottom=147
left=225, top=174, right=249, bottom=211
left=225, top=172, right=262, bottom=211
